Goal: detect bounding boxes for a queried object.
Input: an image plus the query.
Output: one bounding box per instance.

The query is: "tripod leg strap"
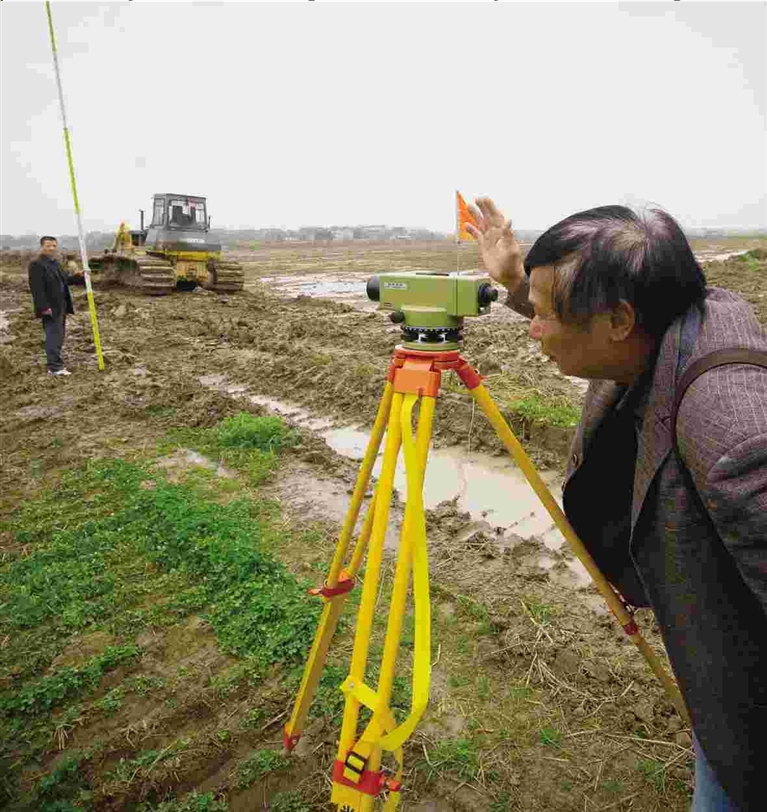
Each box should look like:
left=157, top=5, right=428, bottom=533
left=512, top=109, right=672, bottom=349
left=378, top=394, right=431, bottom=751
left=339, top=677, right=404, bottom=803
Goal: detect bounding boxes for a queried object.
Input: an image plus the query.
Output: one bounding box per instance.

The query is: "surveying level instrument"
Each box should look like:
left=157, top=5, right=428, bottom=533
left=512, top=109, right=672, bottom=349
left=366, top=270, right=498, bottom=351
left=284, top=271, right=688, bottom=811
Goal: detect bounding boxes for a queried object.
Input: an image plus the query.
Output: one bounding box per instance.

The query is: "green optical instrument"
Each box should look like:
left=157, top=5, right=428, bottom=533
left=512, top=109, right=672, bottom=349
left=366, top=271, right=499, bottom=351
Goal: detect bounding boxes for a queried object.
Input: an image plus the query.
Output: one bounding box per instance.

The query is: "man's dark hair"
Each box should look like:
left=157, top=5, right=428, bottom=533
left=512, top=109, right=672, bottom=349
left=524, top=205, right=707, bottom=338
left=40, top=236, right=58, bottom=246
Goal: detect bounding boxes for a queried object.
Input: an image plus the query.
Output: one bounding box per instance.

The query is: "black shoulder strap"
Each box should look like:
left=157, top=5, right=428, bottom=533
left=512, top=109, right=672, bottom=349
left=671, top=349, right=767, bottom=447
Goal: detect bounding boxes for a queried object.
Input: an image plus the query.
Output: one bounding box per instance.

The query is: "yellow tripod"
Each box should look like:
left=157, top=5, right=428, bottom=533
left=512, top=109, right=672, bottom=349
left=284, top=347, right=689, bottom=811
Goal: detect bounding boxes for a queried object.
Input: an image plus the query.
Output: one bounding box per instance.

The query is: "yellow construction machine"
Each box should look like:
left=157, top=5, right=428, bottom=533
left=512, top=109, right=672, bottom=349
left=87, top=193, right=244, bottom=294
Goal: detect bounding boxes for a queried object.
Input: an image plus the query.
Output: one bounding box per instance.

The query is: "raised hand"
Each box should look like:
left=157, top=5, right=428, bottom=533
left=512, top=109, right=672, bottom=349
left=465, top=197, right=526, bottom=293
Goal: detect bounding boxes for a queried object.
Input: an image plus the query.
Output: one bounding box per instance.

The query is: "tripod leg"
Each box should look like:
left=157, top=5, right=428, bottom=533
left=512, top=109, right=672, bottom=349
left=328, top=381, right=396, bottom=585
left=284, top=381, right=395, bottom=751
left=335, top=392, right=405, bottom=775
left=467, top=380, right=690, bottom=724
left=350, top=394, right=435, bottom=791
left=330, top=394, right=435, bottom=811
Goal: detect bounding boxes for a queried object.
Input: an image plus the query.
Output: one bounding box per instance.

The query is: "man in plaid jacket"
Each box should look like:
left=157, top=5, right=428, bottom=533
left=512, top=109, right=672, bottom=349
left=467, top=198, right=767, bottom=811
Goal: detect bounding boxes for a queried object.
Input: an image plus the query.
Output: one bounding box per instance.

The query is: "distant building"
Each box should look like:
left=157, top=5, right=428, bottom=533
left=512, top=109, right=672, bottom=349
left=332, top=228, right=355, bottom=241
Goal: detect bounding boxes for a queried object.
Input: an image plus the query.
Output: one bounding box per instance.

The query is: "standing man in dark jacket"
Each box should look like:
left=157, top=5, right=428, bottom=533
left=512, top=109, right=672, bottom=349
left=28, top=236, right=81, bottom=376
left=466, top=198, right=767, bottom=811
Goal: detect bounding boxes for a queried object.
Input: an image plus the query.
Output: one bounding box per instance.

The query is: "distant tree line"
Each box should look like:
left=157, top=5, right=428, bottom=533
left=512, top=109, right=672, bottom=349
left=2, top=225, right=764, bottom=251
left=0, top=226, right=449, bottom=250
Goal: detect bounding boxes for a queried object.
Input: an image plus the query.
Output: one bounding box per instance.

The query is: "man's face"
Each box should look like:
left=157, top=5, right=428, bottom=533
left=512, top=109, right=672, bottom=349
left=527, top=265, right=618, bottom=380
left=40, top=239, right=58, bottom=257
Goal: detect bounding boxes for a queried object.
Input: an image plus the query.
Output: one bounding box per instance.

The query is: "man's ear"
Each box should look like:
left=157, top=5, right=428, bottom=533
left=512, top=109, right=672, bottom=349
left=609, top=300, right=636, bottom=341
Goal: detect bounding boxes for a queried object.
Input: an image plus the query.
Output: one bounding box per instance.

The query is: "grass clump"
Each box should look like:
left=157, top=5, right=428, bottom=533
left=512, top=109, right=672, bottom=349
left=236, top=748, right=291, bottom=789
left=0, top=645, right=139, bottom=718
left=270, top=791, right=312, bottom=812
left=730, top=252, right=763, bottom=272
left=143, top=793, right=228, bottom=812
left=427, top=737, right=486, bottom=782
left=508, top=394, right=581, bottom=429
left=216, top=413, right=295, bottom=452
left=164, top=412, right=297, bottom=486
left=32, top=751, right=94, bottom=812
left=732, top=247, right=767, bottom=265
left=539, top=726, right=563, bottom=747
left=637, top=758, right=667, bottom=792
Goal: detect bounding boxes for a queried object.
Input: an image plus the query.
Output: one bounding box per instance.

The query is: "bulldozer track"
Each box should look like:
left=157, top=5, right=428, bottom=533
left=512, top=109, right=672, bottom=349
left=208, top=260, right=244, bottom=292
left=100, top=254, right=176, bottom=295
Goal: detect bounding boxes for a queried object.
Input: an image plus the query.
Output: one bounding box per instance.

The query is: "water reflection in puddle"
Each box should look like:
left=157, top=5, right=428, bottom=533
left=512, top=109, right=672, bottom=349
left=251, top=273, right=370, bottom=308
left=325, top=425, right=592, bottom=588
left=695, top=250, right=749, bottom=263
left=259, top=274, right=365, bottom=298
left=246, top=393, right=336, bottom=432
left=199, top=376, right=591, bottom=589
left=324, top=426, right=564, bottom=542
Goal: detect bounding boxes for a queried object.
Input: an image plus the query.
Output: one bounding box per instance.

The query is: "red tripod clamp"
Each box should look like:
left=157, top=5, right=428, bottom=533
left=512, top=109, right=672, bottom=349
left=308, top=570, right=355, bottom=599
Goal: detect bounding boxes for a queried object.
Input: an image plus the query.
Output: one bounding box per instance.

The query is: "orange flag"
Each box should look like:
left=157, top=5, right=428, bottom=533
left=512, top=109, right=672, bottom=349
left=456, top=191, right=479, bottom=241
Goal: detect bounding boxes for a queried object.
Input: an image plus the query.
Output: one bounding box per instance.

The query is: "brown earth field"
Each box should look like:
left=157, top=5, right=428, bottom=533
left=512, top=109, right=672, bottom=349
left=0, top=239, right=765, bottom=812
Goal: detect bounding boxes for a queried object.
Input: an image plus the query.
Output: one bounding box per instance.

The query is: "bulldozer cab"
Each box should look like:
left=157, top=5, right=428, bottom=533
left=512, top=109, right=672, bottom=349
left=153, top=195, right=207, bottom=231
left=143, top=193, right=221, bottom=262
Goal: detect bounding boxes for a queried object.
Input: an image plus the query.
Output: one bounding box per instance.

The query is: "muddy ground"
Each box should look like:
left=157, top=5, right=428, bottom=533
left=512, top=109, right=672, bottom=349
left=0, top=240, right=765, bottom=812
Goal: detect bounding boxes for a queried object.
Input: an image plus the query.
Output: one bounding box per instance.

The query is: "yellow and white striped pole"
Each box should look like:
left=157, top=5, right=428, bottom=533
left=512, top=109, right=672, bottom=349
left=45, top=1, right=105, bottom=371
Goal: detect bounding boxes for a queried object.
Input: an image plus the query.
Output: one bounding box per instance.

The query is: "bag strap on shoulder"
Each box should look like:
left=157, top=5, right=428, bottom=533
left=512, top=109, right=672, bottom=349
left=671, top=349, right=767, bottom=447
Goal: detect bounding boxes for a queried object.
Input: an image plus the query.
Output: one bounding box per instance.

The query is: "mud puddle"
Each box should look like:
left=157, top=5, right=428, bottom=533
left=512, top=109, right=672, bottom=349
left=695, top=249, right=749, bottom=263
left=155, top=448, right=237, bottom=482
left=199, top=374, right=590, bottom=589
left=0, top=308, right=16, bottom=344
left=253, top=272, right=372, bottom=309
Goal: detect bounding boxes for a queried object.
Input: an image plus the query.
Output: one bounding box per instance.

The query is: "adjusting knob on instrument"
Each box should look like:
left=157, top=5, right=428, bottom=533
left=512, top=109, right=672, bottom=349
left=477, top=282, right=499, bottom=307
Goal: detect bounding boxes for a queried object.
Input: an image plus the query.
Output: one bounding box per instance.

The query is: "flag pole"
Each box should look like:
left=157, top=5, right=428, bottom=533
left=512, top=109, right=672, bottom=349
left=455, top=190, right=461, bottom=273
left=45, top=1, right=105, bottom=371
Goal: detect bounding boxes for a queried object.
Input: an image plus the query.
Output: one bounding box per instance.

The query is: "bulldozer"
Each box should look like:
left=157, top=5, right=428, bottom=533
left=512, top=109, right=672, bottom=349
left=86, top=194, right=244, bottom=294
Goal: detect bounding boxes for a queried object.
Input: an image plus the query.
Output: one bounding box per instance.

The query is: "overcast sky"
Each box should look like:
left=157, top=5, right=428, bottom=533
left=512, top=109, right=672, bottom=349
left=1, top=1, right=765, bottom=235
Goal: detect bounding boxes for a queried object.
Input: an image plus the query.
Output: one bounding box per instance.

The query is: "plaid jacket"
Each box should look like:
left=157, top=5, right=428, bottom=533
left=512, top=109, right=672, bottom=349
left=563, top=288, right=767, bottom=809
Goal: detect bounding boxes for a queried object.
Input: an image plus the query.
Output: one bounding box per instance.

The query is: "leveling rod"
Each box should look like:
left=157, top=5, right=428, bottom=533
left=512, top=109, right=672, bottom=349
left=45, top=1, right=105, bottom=371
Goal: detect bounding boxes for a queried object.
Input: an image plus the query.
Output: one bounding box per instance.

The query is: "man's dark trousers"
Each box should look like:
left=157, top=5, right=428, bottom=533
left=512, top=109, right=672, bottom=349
left=43, top=312, right=66, bottom=372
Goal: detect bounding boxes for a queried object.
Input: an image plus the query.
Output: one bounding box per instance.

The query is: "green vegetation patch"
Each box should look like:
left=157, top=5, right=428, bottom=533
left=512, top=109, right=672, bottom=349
left=0, top=415, right=321, bottom=808
left=236, top=748, right=291, bottom=789
left=164, top=412, right=298, bottom=486
left=141, top=793, right=229, bottom=812
left=1, top=645, right=139, bottom=718
left=508, top=393, right=582, bottom=429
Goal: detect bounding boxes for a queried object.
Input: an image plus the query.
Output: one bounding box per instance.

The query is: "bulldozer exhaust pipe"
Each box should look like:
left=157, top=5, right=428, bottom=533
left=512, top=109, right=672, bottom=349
left=139, top=209, right=145, bottom=232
